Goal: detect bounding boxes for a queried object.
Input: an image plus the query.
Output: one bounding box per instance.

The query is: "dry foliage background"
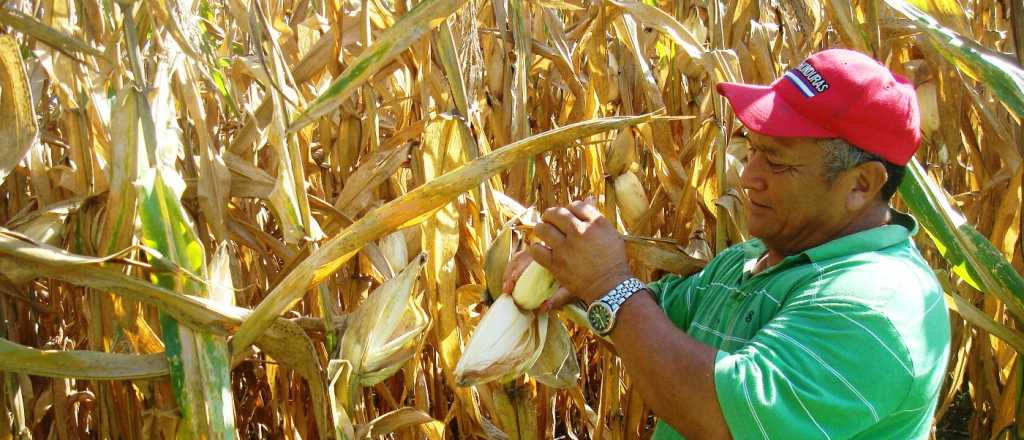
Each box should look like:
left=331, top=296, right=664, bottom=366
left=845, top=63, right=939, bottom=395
left=0, top=0, right=1020, bottom=438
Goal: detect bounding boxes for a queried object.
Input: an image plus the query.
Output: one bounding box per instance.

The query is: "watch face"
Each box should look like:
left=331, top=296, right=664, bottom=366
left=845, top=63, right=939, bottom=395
left=587, top=302, right=614, bottom=334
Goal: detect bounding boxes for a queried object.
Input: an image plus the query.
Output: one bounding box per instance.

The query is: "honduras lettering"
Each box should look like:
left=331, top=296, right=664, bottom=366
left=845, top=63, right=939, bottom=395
left=783, top=62, right=829, bottom=98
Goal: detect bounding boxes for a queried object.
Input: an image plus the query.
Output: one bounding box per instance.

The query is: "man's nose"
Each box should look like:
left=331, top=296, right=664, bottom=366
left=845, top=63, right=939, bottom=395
left=740, top=157, right=766, bottom=192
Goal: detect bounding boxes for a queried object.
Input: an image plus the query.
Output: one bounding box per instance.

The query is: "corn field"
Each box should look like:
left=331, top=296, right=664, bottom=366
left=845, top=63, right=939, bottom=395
left=0, top=0, right=1021, bottom=437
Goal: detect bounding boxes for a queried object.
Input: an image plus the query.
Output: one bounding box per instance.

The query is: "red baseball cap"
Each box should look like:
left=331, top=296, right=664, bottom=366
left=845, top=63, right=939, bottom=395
left=716, top=49, right=921, bottom=166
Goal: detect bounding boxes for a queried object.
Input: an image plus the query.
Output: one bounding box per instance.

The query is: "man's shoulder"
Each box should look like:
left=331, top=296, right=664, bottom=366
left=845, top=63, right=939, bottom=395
left=787, top=240, right=950, bottom=379
left=799, top=240, right=940, bottom=305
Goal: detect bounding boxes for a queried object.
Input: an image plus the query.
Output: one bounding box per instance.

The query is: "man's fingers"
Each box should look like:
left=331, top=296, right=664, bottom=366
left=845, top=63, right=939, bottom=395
left=528, top=242, right=554, bottom=269
left=501, top=250, right=534, bottom=294
left=541, top=206, right=585, bottom=235
left=533, top=223, right=565, bottom=246
left=568, top=197, right=603, bottom=222
left=539, top=287, right=575, bottom=312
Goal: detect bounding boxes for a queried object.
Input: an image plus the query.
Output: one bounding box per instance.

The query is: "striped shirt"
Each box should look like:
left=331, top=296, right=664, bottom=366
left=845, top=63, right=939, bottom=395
left=647, top=210, right=950, bottom=439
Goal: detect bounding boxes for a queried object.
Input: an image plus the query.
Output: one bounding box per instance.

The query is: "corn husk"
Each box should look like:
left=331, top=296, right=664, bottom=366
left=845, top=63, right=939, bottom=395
left=340, top=254, right=429, bottom=386
left=604, top=128, right=636, bottom=176
left=917, top=80, right=940, bottom=137
left=483, top=227, right=514, bottom=302
left=527, top=313, right=580, bottom=388
left=454, top=295, right=548, bottom=386
left=614, top=171, right=650, bottom=228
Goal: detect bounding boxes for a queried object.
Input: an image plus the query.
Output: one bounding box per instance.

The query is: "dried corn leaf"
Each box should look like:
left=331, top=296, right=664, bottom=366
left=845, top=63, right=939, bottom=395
left=355, top=407, right=438, bottom=438
left=0, top=338, right=168, bottom=380
left=0, top=8, right=106, bottom=61
left=291, top=0, right=470, bottom=130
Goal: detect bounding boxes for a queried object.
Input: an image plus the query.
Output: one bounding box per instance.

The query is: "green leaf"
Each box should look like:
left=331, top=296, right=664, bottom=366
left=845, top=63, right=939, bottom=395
left=137, top=167, right=237, bottom=438
left=900, top=159, right=1024, bottom=321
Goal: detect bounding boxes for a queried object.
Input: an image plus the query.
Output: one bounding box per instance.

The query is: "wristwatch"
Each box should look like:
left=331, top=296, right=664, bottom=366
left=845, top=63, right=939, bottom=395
left=587, top=277, right=646, bottom=336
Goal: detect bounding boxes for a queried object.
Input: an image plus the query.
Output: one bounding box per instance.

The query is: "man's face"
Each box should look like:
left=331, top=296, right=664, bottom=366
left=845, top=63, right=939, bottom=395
left=740, top=133, right=852, bottom=255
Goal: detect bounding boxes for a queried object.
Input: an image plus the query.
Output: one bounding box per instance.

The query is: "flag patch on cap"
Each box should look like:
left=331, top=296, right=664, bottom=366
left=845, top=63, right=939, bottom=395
left=784, top=62, right=830, bottom=98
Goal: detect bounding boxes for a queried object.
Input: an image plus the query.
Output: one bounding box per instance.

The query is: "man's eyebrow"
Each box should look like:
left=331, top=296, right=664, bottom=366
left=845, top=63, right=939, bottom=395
left=750, top=141, right=784, bottom=158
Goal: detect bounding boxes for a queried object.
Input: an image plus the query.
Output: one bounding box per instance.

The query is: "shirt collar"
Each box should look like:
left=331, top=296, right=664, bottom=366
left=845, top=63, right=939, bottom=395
left=802, top=209, right=917, bottom=263
left=741, top=209, right=919, bottom=278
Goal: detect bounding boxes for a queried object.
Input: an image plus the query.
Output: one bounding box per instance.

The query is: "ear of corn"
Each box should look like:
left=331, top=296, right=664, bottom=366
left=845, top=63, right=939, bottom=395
left=605, top=128, right=637, bottom=177
left=0, top=35, right=37, bottom=185
left=916, top=80, right=939, bottom=137
left=457, top=261, right=580, bottom=388
left=511, top=261, right=559, bottom=310
left=340, top=254, right=429, bottom=387
left=614, top=170, right=650, bottom=229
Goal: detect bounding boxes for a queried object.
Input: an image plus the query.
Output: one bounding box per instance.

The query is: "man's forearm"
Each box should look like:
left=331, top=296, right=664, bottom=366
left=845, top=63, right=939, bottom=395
left=607, top=292, right=732, bottom=439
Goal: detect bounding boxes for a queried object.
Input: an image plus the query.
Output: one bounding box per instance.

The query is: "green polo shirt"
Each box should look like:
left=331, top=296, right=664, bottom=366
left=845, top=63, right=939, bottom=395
left=646, top=211, right=950, bottom=439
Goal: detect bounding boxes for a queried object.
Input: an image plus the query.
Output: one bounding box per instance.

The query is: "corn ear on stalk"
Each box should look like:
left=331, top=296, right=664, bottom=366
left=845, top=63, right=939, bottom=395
left=511, top=261, right=559, bottom=310
left=454, top=295, right=548, bottom=386
left=340, top=254, right=429, bottom=386
left=379, top=230, right=409, bottom=274
left=605, top=128, right=636, bottom=176
left=916, top=81, right=939, bottom=137
left=614, top=170, right=650, bottom=228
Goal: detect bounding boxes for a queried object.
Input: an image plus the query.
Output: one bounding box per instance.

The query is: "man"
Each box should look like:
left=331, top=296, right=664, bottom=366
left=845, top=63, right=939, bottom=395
left=503, top=49, right=951, bottom=438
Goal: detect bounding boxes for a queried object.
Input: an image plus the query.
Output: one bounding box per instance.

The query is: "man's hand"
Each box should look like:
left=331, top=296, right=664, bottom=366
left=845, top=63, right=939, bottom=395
left=514, top=197, right=633, bottom=308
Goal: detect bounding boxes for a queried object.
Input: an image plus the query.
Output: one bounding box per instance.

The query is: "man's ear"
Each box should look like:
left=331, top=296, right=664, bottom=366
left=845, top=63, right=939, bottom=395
left=846, top=161, right=887, bottom=211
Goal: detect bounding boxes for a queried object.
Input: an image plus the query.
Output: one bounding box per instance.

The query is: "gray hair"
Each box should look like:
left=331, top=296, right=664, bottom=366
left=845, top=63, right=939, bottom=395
left=819, top=138, right=880, bottom=182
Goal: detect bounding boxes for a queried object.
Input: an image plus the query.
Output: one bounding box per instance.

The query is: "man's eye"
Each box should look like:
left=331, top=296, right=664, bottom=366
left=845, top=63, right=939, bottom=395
left=767, top=160, right=794, bottom=173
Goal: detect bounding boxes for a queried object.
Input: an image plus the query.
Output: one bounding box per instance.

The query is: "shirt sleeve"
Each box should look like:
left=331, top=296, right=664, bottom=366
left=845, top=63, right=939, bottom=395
left=713, top=299, right=915, bottom=440
left=647, top=272, right=703, bottom=330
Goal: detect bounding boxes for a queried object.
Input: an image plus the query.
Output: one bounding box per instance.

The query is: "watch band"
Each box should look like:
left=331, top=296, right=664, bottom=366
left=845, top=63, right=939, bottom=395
left=599, top=277, right=645, bottom=310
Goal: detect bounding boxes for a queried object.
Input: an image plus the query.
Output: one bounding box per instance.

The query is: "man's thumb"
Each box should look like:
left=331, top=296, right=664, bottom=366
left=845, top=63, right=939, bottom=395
left=539, top=287, right=576, bottom=312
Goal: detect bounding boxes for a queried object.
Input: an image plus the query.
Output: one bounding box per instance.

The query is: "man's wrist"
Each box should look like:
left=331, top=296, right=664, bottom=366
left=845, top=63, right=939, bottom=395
left=609, top=288, right=655, bottom=329
left=582, top=269, right=633, bottom=303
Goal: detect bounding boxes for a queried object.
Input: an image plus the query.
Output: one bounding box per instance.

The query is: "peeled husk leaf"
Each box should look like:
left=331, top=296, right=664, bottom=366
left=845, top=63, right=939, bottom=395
left=454, top=295, right=549, bottom=386
left=483, top=227, right=513, bottom=302
left=528, top=314, right=580, bottom=388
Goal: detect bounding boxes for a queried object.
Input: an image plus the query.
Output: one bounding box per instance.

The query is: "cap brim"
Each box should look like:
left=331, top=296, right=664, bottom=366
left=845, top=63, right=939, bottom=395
left=716, top=82, right=836, bottom=138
